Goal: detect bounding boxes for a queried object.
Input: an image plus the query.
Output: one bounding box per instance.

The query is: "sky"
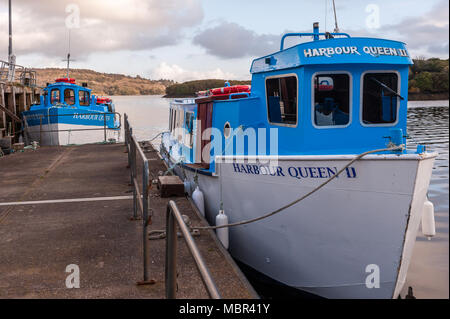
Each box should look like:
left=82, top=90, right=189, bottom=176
left=0, top=0, right=448, bottom=82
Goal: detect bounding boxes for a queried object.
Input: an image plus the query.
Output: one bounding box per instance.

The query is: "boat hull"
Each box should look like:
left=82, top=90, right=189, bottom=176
left=22, top=108, right=119, bottom=146
left=163, top=148, right=436, bottom=298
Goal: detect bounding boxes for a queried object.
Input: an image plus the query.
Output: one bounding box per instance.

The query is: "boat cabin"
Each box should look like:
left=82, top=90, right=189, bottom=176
left=31, top=78, right=115, bottom=113
left=165, top=23, right=414, bottom=174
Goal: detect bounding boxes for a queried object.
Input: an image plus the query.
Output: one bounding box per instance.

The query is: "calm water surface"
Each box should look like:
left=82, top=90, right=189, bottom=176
left=114, top=95, right=449, bottom=299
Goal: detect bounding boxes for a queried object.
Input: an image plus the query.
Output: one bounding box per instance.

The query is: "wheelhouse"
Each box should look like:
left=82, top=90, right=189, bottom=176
left=32, top=78, right=115, bottom=113
left=167, top=26, right=414, bottom=174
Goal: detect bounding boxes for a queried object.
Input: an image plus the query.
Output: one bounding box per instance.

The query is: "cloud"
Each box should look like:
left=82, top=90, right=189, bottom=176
left=0, top=0, right=203, bottom=59
left=379, top=0, right=449, bottom=58
left=150, top=62, right=235, bottom=82
left=193, top=22, right=279, bottom=59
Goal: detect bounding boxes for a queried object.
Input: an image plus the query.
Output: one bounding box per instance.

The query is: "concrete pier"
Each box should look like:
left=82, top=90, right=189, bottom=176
left=0, top=143, right=257, bottom=298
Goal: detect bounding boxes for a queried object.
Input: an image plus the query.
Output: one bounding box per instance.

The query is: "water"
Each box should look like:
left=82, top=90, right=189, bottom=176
left=115, top=95, right=449, bottom=299
left=403, top=103, right=449, bottom=299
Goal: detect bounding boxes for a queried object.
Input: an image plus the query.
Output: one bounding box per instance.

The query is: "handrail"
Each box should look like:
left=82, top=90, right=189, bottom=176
left=124, top=113, right=154, bottom=284
left=124, top=113, right=220, bottom=296
left=165, top=200, right=221, bottom=299
left=229, top=92, right=250, bottom=99
left=280, top=32, right=351, bottom=50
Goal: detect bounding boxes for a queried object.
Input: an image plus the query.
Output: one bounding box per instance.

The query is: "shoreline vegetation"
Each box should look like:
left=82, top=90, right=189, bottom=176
left=163, top=79, right=252, bottom=98
left=35, top=57, right=448, bottom=100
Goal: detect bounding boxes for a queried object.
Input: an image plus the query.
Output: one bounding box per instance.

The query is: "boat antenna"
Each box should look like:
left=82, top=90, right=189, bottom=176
left=332, top=0, right=340, bottom=33
left=62, top=29, right=75, bottom=78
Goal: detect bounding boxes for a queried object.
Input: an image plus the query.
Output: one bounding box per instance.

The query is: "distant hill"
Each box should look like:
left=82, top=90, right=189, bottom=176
left=164, top=79, right=252, bottom=97
left=34, top=68, right=173, bottom=96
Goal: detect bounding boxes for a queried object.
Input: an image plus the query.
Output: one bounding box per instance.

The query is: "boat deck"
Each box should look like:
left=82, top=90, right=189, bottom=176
left=0, top=143, right=257, bottom=298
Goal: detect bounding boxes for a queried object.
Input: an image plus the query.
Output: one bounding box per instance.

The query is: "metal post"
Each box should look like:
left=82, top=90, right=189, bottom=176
left=8, top=0, right=12, bottom=58
left=103, top=114, right=107, bottom=142
left=132, top=139, right=138, bottom=220
left=133, top=137, right=137, bottom=185
left=142, top=160, right=150, bottom=281
left=165, top=205, right=177, bottom=299
left=39, top=115, right=42, bottom=144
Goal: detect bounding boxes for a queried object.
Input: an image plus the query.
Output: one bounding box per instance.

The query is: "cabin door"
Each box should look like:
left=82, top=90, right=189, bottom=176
left=195, top=102, right=213, bottom=168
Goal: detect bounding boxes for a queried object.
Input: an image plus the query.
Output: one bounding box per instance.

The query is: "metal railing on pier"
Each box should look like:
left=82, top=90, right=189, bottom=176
left=124, top=113, right=221, bottom=298
left=166, top=200, right=221, bottom=299
left=0, top=59, right=37, bottom=86
left=124, top=113, right=153, bottom=284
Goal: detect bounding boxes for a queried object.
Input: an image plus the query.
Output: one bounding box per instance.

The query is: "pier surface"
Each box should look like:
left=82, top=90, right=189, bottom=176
left=0, top=143, right=257, bottom=298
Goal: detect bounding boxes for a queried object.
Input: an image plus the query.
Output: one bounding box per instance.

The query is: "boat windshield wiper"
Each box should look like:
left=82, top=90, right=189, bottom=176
left=370, top=77, right=404, bottom=100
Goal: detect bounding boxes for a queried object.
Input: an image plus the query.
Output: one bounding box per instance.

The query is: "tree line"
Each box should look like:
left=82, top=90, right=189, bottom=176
left=164, top=79, right=251, bottom=97
left=409, top=58, right=448, bottom=94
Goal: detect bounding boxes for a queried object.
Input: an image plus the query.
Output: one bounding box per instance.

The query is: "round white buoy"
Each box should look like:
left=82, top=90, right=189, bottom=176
left=216, top=210, right=229, bottom=249
left=192, top=186, right=205, bottom=216
left=421, top=199, right=436, bottom=240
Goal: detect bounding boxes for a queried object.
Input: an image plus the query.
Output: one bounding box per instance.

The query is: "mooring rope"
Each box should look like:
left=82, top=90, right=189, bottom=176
left=191, top=145, right=404, bottom=230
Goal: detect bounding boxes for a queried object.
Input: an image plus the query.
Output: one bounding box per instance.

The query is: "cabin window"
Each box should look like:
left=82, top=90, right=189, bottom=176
left=64, top=89, right=75, bottom=105
left=50, top=89, right=60, bottom=104
left=176, top=109, right=184, bottom=142
left=169, top=109, right=173, bottom=132
left=362, top=72, right=400, bottom=125
left=172, top=109, right=179, bottom=137
left=266, top=75, right=297, bottom=125
left=185, top=111, right=194, bottom=147
left=313, top=73, right=350, bottom=126
left=79, top=91, right=90, bottom=106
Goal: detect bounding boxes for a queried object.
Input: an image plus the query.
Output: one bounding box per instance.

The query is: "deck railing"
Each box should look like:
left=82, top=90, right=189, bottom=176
left=124, top=113, right=221, bottom=298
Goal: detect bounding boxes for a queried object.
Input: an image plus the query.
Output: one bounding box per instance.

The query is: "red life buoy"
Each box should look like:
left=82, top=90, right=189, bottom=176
left=209, top=85, right=250, bottom=96
left=55, top=78, right=76, bottom=84
left=96, top=97, right=112, bottom=104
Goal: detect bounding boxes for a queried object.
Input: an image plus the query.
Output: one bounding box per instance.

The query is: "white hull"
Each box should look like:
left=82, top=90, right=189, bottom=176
left=25, top=123, right=120, bottom=146
left=167, top=152, right=436, bottom=298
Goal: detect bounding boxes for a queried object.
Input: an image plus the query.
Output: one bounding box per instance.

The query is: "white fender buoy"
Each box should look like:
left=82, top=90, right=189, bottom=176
left=421, top=199, right=436, bottom=240
left=183, top=179, right=193, bottom=195
left=192, top=186, right=205, bottom=217
left=215, top=210, right=229, bottom=249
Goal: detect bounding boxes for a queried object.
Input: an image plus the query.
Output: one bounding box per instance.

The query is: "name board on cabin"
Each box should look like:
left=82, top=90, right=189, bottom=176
left=303, top=46, right=409, bottom=58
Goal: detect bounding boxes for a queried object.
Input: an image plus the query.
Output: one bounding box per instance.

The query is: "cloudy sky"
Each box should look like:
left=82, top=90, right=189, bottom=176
left=0, top=0, right=448, bottom=82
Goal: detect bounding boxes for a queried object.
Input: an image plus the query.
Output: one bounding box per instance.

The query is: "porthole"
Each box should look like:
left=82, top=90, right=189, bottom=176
left=224, top=122, right=231, bottom=139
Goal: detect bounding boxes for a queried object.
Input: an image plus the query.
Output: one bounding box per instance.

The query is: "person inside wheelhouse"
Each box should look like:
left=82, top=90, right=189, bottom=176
left=314, top=74, right=350, bottom=126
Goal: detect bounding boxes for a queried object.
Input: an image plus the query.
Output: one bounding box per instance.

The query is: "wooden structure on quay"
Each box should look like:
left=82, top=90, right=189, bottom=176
left=0, top=60, right=41, bottom=153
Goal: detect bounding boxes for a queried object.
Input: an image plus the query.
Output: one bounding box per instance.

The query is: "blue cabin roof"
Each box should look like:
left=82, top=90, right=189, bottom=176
left=251, top=37, right=412, bottom=74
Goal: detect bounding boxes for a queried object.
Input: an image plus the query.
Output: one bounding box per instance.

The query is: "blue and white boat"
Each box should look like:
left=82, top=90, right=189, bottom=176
left=22, top=77, right=120, bottom=146
left=160, top=23, right=437, bottom=298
